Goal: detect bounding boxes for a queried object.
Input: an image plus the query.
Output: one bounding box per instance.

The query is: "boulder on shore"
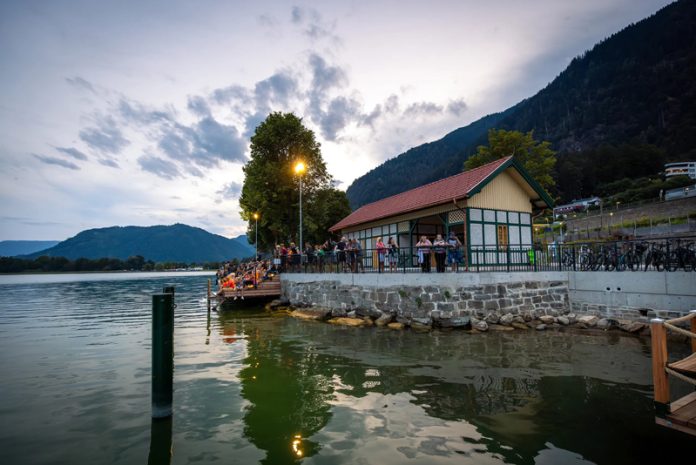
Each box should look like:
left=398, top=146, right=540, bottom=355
left=328, top=317, right=368, bottom=327
left=473, top=320, right=489, bottom=332
left=539, top=315, right=556, bottom=325
left=536, top=324, right=547, bottom=331
left=577, top=315, right=599, bottom=327
left=557, top=316, right=570, bottom=326
left=499, top=313, right=514, bottom=326
left=387, top=322, right=405, bottom=330
left=375, top=313, right=393, bottom=327
left=290, top=309, right=331, bottom=321
left=438, top=316, right=471, bottom=329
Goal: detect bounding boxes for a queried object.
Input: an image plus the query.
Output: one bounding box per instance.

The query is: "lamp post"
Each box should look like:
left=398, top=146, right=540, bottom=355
left=294, top=161, right=306, bottom=265
left=253, top=212, right=259, bottom=260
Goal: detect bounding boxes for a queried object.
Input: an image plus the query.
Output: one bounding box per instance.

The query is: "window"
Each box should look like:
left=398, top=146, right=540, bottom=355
left=469, top=208, right=482, bottom=221
left=496, top=211, right=507, bottom=223
left=497, top=225, right=509, bottom=248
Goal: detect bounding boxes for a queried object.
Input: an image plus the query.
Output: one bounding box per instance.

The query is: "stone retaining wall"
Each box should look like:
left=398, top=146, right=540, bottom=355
left=282, top=273, right=569, bottom=328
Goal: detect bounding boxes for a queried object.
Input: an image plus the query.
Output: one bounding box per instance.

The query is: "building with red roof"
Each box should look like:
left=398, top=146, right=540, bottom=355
left=330, top=156, right=553, bottom=268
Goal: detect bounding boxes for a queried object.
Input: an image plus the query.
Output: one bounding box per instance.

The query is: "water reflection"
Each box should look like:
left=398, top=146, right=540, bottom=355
left=147, top=418, right=172, bottom=465
left=221, top=312, right=334, bottom=464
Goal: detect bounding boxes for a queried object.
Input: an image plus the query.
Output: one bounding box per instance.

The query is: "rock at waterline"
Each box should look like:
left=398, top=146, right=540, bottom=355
left=499, top=313, right=514, bottom=326
left=290, top=309, right=331, bottom=321
left=488, top=324, right=514, bottom=332
left=620, top=321, right=647, bottom=333
left=539, top=315, right=555, bottom=325
left=511, top=322, right=529, bottom=330
left=557, top=316, right=570, bottom=326
left=536, top=324, right=547, bottom=331
left=328, top=317, right=368, bottom=327
left=375, top=313, right=393, bottom=327
left=473, top=320, right=489, bottom=332
left=387, top=322, right=405, bottom=330
left=577, top=315, right=599, bottom=327
left=438, top=316, right=471, bottom=329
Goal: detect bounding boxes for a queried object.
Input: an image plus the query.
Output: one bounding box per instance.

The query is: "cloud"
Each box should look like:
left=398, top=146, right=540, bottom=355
left=447, top=99, right=468, bottom=116
left=137, top=155, right=180, bottom=180
left=55, top=146, right=88, bottom=161
left=290, top=6, right=340, bottom=44
left=98, top=158, right=119, bottom=168
left=33, top=153, right=80, bottom=170
left=187, top=95, right=211, bottom=117
left=254, top=71, right=298, bottom=108
left=404, top=102, right=444, bottom=116
left=210, top=84, right=252, bottom=106
left=217, top=181, right=242, bottom=200
left=319, top=96, right=362, bottom=141
left=65, top=76, right=96, bottom=94
left=257, top=13, right=278, bottom=29
left=79, top=116, right=129, bottom=154
left=118, top=99, right=174, bottom=125
left=158, top=116, right=247, bottom=169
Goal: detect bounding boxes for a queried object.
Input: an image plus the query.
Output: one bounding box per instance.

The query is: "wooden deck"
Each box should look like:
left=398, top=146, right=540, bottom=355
left=215, top=278, right=281, bottom=305
left=651, top=311, right=696, bottom=437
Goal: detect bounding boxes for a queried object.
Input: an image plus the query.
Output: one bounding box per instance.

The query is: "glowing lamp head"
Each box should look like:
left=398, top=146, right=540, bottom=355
left=294, top=161, right=306, bottom=175
left=253, top=213, right=259, bottom=220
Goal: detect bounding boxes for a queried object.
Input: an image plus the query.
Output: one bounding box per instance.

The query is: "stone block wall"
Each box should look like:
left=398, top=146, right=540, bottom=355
left=282, top=276, right=569, bottom=326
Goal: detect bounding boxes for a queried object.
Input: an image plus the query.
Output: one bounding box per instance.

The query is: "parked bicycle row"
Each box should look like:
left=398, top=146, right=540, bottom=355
left=558, top=237, right=696, bottom=272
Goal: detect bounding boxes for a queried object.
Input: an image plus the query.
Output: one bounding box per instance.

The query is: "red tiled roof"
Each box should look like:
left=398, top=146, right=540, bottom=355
left=330, top=156, right=512, bottom=231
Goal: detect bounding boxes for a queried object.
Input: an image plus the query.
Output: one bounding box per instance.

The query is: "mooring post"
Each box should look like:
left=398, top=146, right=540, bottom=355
left=207, top=279, right=212, bottom=311
left=152, top=290, right=174, bottom=418
left=650, top=318, right=670, bottom=416
left=691, top=310, right=696, bottom=354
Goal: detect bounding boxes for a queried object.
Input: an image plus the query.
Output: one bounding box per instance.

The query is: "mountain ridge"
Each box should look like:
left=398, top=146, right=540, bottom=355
left=25, top=223, right=255, bottom=263
left=346, top=0, right=696, bottom=208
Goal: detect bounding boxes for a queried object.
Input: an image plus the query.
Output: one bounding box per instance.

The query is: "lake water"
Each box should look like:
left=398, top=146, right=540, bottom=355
left=0, top=272, right=692, bottom=465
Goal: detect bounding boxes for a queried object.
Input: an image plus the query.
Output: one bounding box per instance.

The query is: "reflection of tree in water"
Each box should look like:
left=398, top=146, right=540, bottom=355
left=222, top=316, right=694, bottom=465
left=236, top=318, right=337, bottom=464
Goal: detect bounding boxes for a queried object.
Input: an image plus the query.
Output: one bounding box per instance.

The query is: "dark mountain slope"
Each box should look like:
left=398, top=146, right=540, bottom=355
left=27, top=224, right=255, bottom=262
left=347, top=0, right=696, bottom=207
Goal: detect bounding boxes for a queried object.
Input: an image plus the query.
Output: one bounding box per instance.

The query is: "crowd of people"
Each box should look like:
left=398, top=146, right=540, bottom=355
left=270, top=231, right=465, bottom=273
left=216, top=258, right=278, bottom=299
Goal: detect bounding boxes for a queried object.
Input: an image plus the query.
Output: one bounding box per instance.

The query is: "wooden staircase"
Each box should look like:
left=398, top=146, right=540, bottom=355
left=651, top=310, right=696, bottom=436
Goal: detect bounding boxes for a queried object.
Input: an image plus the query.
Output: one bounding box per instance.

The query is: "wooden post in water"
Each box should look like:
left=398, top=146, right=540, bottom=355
left=691, top=310, right=696, bottom=354
left=207, top=279, right=211, bottom=311
left=152, top=289, right=174, bottom=418
left=650, top=318, right=670, bottom=416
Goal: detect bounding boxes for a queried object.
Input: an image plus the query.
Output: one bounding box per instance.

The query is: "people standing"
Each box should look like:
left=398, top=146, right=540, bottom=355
left=376, top=237, right=386, bottom=273
left=416, top=235, right=432, bottom=272
left=447, top=231, right=462, bottom=272
left=433, top=234, right=447, bottom=273
left=352, top=238, right=364, bottom=273
left=387, top=237, right=399, bottom=272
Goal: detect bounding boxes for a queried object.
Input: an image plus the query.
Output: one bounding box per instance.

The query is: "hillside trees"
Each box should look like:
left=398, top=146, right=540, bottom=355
left=464, top=129, right=556, bottom=192
left=239, top=112, right=351, bottom=250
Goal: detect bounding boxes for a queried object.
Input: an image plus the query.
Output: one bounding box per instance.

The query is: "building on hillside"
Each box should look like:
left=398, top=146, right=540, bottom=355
left=664, top=161, right=696, bottom=180
left=552, top=196, right=601, bottom=219
left=330, top=156, right=554, bottom=268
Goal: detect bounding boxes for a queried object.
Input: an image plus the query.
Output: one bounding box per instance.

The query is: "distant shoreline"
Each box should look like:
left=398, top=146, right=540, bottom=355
left=0, top=269, right=216, bottom=276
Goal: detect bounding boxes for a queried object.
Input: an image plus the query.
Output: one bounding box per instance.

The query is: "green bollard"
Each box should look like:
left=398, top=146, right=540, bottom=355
left=152, top=292, right=174, bottom=418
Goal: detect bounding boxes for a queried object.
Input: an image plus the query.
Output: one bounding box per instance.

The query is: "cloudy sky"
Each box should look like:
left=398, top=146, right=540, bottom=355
left=0, top=0, right=672, bottom=241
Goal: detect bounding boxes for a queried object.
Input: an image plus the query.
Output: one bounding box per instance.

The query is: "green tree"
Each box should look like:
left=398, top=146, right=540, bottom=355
left=304, top=187, right=352, bottom=244
left=239, top=112, right=332, bottom=250
left=464, top=129, right=556, bottom=192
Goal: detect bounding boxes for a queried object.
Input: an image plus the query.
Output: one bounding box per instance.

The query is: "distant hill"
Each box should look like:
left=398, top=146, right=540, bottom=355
left=0, top=240, right=60, bottom=257
left=346, top=0, right=696, bottom=207
left=26, top=224, right=255, bottom=263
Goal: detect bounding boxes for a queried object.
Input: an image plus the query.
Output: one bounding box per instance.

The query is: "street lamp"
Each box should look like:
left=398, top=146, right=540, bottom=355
left=294, top=161, right=306, bottom=264
left=253, top=212, right=259, bottom=260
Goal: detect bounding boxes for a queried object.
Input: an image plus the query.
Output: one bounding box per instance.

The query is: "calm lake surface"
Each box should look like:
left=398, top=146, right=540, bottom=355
left=0, top=272, right=692, bottom=465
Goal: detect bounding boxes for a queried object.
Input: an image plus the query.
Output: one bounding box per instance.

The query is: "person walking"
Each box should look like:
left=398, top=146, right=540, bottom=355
left=416, top=235, right=432, bottom=272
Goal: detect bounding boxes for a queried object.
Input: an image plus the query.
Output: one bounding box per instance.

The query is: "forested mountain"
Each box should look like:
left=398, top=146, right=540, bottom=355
left=346, top=0, right=696, bottom=207
left=26, top=224, right=255, bottom=262
left=0, top=240, right=59, bottom=257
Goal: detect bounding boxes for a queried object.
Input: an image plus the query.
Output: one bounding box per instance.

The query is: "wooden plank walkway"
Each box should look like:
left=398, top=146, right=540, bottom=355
left=651, top=311, right=696, bottom=437
left=216, top=279, right=281, bottom=304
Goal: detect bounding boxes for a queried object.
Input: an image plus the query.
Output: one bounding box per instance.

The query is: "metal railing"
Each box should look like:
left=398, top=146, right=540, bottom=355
left=276, top=235, right=696, bottom=274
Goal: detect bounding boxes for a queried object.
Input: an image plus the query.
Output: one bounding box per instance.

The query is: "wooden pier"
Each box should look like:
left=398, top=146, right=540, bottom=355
left=210, top=277, right=282, bottom=308
left=651, top=310, right=696, bottom=437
